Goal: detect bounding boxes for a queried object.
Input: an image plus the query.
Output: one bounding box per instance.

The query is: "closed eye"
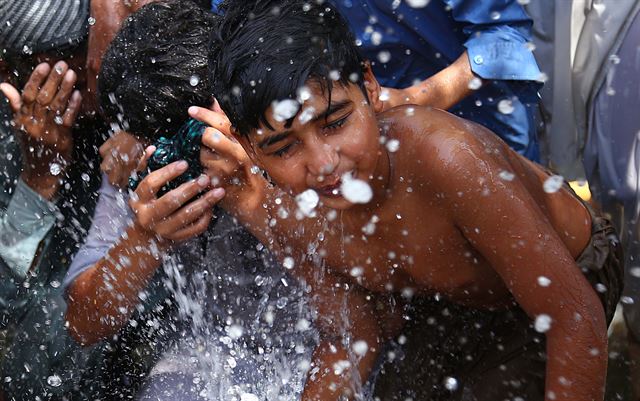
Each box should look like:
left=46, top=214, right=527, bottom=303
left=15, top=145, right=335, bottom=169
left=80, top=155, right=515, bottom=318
left=272, top=141, right=296, bottom=157
left=322, top=113, right=350, bottom=132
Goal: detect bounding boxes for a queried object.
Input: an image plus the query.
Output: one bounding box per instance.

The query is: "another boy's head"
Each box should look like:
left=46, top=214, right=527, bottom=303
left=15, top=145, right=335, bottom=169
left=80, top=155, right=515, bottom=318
left=213, top=0, right=383, bottom=209
left=98, top=0, right=218, bottom=140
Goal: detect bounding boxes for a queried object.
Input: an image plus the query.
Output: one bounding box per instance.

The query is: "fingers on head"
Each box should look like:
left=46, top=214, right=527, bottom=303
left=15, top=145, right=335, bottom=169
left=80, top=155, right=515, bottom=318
left=61, top=91, right=82, bottom=127
left=36, top=62, right=68, bottom=106
left=22, top=63, right=51, bottom=104
left=49, top=70, right=77, bottom=113
left=0, top=83, right=22, bottom=112
left=164, top=211, right=213, bottom=242
left=136, top=160, right=188, bottom=200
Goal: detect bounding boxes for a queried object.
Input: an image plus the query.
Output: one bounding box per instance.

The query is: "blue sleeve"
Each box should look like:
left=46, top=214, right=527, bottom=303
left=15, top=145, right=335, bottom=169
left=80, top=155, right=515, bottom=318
left=445, top=0, right=541, bottom=81
left=63, top=174, right=133, bottom=292
left=211, top=0, right=223, bottom=13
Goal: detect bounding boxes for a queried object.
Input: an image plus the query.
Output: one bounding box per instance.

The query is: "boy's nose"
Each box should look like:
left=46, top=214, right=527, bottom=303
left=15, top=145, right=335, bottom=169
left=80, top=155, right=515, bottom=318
left=307, top=142, right=338, bottom=177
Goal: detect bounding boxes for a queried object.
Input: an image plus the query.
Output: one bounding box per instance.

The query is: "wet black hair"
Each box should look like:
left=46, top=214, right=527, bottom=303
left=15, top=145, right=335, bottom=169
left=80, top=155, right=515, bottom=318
left=98, top=0, right=219, bottom=140
left=211, top=0, right=366, bottom=136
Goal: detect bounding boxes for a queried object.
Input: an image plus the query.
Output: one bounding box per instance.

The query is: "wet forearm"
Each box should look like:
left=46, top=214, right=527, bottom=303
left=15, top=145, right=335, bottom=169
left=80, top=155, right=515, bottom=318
left=545, top=313, right=608, bottom=401
left=302, top=339, right=380, bottom=401
left=411, top=51, right=478, bottom=110
left=66, top=224, right=169, bottom=344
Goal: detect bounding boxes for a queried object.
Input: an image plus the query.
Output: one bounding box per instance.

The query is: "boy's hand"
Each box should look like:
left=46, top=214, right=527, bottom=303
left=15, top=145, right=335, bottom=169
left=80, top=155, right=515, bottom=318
left=99, top=130, right=146, bottom=188
left=0, top=62, right=82, bottom=199
left=129, top=148, right=225, bottom=243
left=190, top=105, right=266, bottom=215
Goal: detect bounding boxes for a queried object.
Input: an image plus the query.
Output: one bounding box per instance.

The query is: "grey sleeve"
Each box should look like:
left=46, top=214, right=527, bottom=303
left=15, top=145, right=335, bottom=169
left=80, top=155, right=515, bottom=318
left=0, top=178, right=58, bottom=279
left=63, top=174, right=133, bottom=291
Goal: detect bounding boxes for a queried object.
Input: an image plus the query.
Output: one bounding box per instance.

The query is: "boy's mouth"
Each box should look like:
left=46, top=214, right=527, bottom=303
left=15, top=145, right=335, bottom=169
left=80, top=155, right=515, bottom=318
left=315, top=170, right=356, bottom=198
left=317, top=180, right=342, bottom=197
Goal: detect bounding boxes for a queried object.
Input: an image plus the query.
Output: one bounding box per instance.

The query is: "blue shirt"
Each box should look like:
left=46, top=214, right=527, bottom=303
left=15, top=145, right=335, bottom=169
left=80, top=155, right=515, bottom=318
left=211, top=0, right=542, bottom=161
left=329, top=0, right=542, bottom=161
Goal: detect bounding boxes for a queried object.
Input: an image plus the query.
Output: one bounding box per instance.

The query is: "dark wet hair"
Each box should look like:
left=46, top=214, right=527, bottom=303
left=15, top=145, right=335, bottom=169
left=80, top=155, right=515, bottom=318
left=212, top=0, right=366, bottom=136
left=98, top=0, right=218, bottom=140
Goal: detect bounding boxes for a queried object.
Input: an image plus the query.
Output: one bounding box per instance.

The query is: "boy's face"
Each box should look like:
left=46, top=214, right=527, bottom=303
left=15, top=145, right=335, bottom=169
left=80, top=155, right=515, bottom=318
left=238, top=67, right=384, bottom=210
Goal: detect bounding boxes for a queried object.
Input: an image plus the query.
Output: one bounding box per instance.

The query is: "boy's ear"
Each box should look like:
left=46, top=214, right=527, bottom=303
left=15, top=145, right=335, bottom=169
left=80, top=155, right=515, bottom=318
left=363, top=62, right=383, bottom=113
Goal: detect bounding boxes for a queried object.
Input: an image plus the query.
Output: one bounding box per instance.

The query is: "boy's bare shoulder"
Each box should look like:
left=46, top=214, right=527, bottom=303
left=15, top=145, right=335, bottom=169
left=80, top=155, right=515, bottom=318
left=378, top=105, right=508, bottom=185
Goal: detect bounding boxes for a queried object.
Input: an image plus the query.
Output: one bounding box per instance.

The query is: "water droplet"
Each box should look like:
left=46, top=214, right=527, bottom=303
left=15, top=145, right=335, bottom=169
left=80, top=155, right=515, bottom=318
left=54, top=115, right=64, bottom=125
left=386, top=139, right=400, bottom=152
left=406, top=0, right=430, bottom=8
left=276, top=297, right=288, bottom=309
left=49, top=163, right=62, bottom=176
left=283, top=256, right=295, bottom=270
left=621, top=296, right=635, bottom=305
left=350, top=266, right=364, bottom=277
left=517, top=0, right=530, bottom=4
left=298, top=106, right=316, bottom=124
left=332, top=360, right=351, bottom=375
left=341, top=173, right=373, bottom=204
left=444, top=376, right=458, bottom=391
left=241, top=394, right=260, bottom=401
left=537, top=276, right=551, bottom=287
left=329, top=70, right=341, bottom=81
left=498, top=170, right=515, bottom=181
left=87, top=16, right=96, bottom=25
left=296, top=318, right=311, bottom=331
left=295, top=189, right=319, bottom=217
left=467, top=77, right=482, bottom=90
left=349, top=73, right=359, bottom=82
left=379, top=90, right=390, bottom=102
left=543, top=175, right=564, bottom=193
left=405, top=107, right=415, bottom=116
left=189, top=75, right=200, bottom=87
left=631, top=267, right=640, bottom=278
left=50, top=280, right=61, bottom=288
left=490, top=11, right=501, bottom=20
left=377, top=50, right=391, bottom=63
left=226, top=324, right=243, bottom=340
left=497, top=99, right=515, bottom=115
left=81, top=173, right=90, bottom=182
left=352, top=340, right=368, bottom=356
left=297, top=86, right=312, bottom=102
left=227, top=356, right=237, bottom=368
left=371, top=31, right=383, bottom=46
left=47, top=375, right=62, bottom=387
left=22, top=45, right=32, bottom=55
left=534, top=314, right=552, bottom=333
left=272, top=99, right=300, bottom=122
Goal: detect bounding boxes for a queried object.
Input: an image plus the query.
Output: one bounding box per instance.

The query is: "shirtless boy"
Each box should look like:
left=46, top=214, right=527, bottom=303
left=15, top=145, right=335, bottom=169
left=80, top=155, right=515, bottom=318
left=186, top=1, right=623, bottom=400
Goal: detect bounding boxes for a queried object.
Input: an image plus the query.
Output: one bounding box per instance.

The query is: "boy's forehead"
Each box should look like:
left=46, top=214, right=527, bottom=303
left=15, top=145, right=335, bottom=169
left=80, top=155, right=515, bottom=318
left=253, top=79, right=357, bottom=135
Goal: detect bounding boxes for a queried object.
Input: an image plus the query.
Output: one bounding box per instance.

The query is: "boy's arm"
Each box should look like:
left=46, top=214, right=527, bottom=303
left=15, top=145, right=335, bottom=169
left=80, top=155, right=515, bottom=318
left=297, top=265, right=383, bottom=401
left=66, top=160, right=223, bottom=345
left=421, top=130, right=606, bottom=401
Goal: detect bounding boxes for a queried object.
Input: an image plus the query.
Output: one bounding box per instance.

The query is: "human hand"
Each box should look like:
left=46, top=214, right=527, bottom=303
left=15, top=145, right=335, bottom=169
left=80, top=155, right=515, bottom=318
left=0, top=61, right=82, bottom=199
left=189, top=105, right=266, bottom=215
left=129, top=147, right=226, bottom=243
left=99, top=130, right=146, bottom=188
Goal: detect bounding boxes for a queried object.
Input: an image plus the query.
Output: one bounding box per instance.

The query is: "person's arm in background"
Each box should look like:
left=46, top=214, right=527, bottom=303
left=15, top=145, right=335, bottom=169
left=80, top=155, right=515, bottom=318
left=382, top=0, right=541, bottom=110
left=0, top=62, right=81, bottom=323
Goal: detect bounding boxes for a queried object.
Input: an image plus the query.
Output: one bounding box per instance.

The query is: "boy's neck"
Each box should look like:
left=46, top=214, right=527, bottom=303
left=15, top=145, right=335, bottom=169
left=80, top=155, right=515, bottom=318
left=343, top=143, right=394, bottom=217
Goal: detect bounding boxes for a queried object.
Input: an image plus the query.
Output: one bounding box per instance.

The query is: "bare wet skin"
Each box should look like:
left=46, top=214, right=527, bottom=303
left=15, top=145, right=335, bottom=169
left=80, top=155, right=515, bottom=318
left=300, top=106, right=593, bottom=309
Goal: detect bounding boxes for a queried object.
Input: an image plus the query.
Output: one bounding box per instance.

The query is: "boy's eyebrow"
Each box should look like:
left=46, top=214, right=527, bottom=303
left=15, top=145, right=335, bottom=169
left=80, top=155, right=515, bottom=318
left=310, top=100, right=352, bottom=124
left=258, top=131, right=292, bottom=149
left=257, top=100, right=352, bottom=150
